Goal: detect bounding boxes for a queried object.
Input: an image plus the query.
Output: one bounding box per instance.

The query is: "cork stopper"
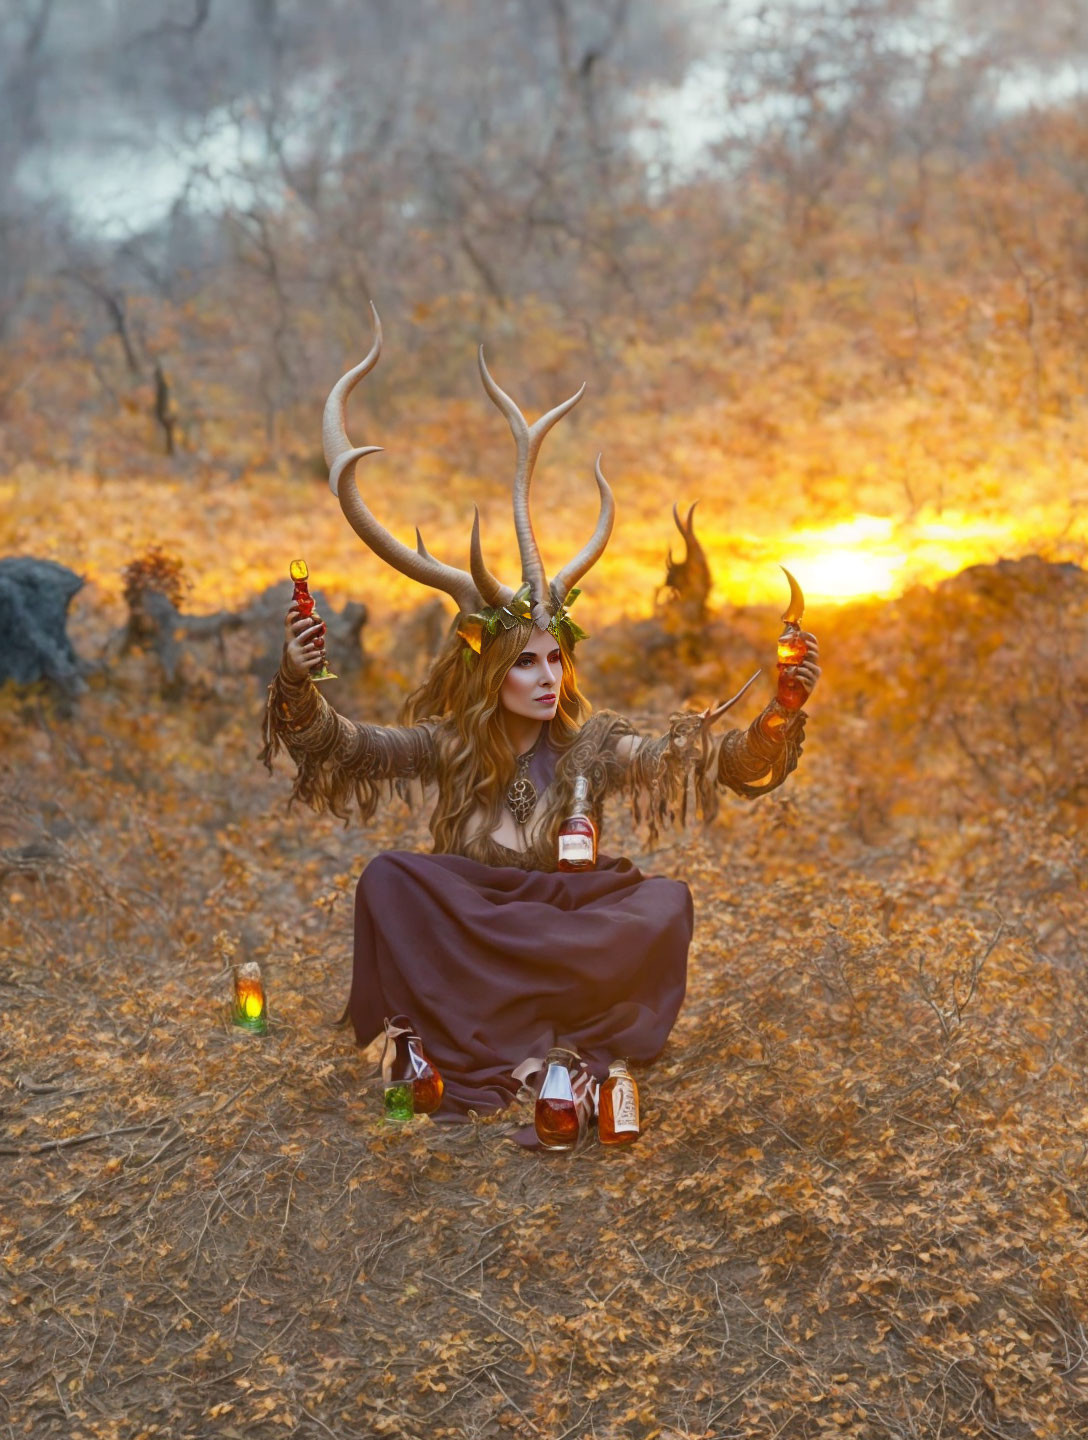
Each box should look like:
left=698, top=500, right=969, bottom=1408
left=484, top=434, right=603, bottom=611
left=544, top=1046, right=579, bottom=1067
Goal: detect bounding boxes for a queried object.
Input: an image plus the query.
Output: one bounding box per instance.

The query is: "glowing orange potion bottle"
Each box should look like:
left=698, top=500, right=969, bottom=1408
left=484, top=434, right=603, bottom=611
left=534, top=1048, right=580, bottom=1151
left=776, top=625, right=808, bottom=711
left=557, top=776, right=597, bottom=871
left=775, top=566, right=807, bottom=712
left=598, top=1059, right=640, bottom=1145
left=231, top=961, right=269, bottom=1035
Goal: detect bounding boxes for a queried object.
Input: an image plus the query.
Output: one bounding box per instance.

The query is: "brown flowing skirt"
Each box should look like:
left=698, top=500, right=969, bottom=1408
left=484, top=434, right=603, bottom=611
left=345, top=850, right=693, bottom=1120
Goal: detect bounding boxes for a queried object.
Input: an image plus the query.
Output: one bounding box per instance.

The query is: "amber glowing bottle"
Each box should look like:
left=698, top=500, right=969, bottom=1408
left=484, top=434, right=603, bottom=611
left=534, top=1049, right=580, bottom=1151
left=406, top=1032, right=444, bottom=1116
left=598, top=1059, right=640, bottom=1145
left=776, top=621, right=808, bottom=712
left=231, top=961, right=269, bottom=1036
left=557, top=775, right=597, bottom=871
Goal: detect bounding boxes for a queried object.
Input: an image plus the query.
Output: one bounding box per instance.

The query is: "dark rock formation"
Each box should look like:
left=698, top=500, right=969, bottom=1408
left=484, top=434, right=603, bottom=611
left=119, top=588, right=247, bottom=689
left=0, top=557, right=87, bottom=696
left=388, top=598, right=450, bottom=686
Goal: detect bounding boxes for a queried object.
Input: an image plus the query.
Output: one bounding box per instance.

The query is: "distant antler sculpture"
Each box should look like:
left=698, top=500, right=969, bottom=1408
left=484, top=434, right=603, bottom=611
left=658, top=501, right=712, bottom=623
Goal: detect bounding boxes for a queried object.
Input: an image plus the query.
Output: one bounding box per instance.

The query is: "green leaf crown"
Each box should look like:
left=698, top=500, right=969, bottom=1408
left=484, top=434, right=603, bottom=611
left=457, top=581, right=587, bottom=660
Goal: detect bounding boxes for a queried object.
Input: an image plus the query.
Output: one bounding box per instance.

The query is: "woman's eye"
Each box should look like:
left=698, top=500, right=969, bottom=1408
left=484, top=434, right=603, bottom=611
left=516, top=655, right=535, bottom=667
left=549, top=651, right=561, bottom=664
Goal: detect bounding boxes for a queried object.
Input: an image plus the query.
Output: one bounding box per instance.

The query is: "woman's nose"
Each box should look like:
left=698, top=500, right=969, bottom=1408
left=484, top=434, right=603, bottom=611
left=541, top=657, right=559, bottom=684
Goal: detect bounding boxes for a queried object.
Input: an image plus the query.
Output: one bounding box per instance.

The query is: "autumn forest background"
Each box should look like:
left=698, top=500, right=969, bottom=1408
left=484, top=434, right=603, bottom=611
left=2, top=2, right=1088, bottom=1438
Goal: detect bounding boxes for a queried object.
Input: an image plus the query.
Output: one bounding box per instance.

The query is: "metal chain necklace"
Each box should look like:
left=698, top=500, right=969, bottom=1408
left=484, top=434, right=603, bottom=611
left=506, top=732, right=544, bottom=826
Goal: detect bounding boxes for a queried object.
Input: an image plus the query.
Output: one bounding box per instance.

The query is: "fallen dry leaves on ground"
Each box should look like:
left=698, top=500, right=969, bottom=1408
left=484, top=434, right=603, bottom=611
left=1, top=557, right=1086, bottom=1440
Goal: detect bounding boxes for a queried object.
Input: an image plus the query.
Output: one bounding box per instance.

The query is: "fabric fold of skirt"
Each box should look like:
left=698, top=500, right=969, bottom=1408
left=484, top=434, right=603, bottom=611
left=345, top=850, right=693, bottom=1120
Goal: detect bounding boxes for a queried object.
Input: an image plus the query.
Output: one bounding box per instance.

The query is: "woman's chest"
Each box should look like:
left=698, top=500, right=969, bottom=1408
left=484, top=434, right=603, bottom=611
left=475, top=736, right=561, bottom=857
left=468, top=793, right=551, bottom=856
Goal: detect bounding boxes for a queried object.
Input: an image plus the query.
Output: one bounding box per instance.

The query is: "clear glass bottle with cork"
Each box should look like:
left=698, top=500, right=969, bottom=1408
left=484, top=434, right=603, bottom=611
left=557, top=774, right=597, bottom=871
left=534, top=1048, right=580, bottom=1150
left=598, top=1059, right=640, bottom=1145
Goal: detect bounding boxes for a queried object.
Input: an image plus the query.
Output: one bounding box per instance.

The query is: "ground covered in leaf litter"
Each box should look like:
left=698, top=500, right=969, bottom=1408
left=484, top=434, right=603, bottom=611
left=2, top=577, right=1088, bottom=1440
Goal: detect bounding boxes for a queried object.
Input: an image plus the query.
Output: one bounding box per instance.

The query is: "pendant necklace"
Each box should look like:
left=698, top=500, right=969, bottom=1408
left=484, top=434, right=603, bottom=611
left=506, top=730, right=545, bottom=826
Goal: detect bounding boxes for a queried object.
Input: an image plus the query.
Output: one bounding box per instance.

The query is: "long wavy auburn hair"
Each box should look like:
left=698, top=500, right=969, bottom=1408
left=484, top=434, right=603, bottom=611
left=401, top=619, right=591, bottom=855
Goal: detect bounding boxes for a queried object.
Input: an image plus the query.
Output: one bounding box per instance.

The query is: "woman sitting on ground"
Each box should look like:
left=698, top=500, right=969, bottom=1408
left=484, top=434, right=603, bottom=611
left=261, top=309, right=819, bottom=1125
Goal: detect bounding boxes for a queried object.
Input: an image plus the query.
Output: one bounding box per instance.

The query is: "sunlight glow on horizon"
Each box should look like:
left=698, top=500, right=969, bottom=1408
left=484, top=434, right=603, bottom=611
left=5, top=467, right=1084, bottom=623
left=778, top=516, right=905, bottom=603
left=730, top=508, right=1087, bottom=607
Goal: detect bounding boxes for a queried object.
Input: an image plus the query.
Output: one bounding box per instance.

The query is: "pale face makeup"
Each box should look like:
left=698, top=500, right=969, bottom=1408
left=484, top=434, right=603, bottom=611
left=499, top=629, right=562, bottom=725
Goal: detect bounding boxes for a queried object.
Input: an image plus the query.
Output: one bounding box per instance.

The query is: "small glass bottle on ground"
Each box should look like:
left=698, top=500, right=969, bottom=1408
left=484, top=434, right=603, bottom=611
left=598, top=1059, right=640, bottom=1145
left=557, top=775, right=597, bottom=871
left=231, top=961, right=269, bottom=1035
left=534, top=1048, right=580, bottom=1150
left=382, top=1021, right=415, bottom=1123
left=406, top=1032, right=444, bottom=1115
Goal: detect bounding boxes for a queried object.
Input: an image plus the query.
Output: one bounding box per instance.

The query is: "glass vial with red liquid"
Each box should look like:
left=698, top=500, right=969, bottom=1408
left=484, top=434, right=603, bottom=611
left=598, top=1059, right=640, bottom=1145
left=557, top=775, right=597, bottom=871
left=776, top=621, right=808, bottom=712
left=534, top=1048, right=580, bottom=1150
left=289, top=558, right=336, bottom=682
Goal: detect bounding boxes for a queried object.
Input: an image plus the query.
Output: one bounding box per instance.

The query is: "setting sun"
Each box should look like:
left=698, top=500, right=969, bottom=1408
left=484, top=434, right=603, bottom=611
left=777, top=517, right=906, bottom=603
left=704, top=504, right=1088, bottom=611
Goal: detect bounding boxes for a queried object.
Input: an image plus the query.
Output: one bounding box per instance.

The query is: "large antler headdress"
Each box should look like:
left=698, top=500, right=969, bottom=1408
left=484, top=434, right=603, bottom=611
left=323, top=304, right=614, bottom=648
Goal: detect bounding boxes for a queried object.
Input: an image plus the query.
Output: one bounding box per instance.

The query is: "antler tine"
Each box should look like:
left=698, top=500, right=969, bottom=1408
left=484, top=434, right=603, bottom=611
left=549, top=454, right=616, bottom=611
left=669, top=501, right=683, bottom=566
left=671, top=499, right=699, bottom=558
left=325, top=304, right=483, bottom=614
left=329, top=449, right=482, bottom=614
left=671, top=500, right=698, bottom=539
left=478, top=346, right=586, bottom=628
left=470, top=506, right=515, bottom=608
left=323, top=301, right=383, bottom=475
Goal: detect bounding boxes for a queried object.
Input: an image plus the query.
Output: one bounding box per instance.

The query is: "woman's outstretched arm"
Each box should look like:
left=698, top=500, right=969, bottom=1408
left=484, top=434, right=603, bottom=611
left=710, top=629, right=819, bottom=803
left=712, top=697, right=807, bottom=798
left=587, top=631, right=820, bottom=839
left=259, top=602, right=436, bottom=822
left=567, top=708, right=718, bottom=846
